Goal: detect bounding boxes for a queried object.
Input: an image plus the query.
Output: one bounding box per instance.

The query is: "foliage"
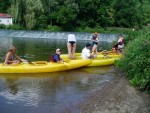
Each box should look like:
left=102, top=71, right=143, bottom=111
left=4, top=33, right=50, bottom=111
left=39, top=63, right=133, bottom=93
left=0, top=24, right=6, bottom=29
left=46, top=25, right=62, bottom=31
left=1, top=0, right=149, bottom=30
left=7, top=24, right=24, bottom=30
left=113, top=0, right=144, bottom=28
left=116, top=29, right=150, bottom=92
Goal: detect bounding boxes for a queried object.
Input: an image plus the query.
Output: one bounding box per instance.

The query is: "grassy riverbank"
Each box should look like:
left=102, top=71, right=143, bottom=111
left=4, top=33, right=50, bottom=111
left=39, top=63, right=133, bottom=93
left=116, top=27, right=150, bottom=93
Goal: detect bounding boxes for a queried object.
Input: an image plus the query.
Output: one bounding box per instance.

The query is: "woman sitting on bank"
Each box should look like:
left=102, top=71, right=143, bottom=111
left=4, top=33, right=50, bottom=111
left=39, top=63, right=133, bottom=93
left=4, top=46, right=23, bottom=64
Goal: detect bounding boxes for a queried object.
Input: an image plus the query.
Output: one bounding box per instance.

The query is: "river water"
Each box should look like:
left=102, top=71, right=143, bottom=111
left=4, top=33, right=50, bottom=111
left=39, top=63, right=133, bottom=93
left=0, top=32, right=117, bottom=113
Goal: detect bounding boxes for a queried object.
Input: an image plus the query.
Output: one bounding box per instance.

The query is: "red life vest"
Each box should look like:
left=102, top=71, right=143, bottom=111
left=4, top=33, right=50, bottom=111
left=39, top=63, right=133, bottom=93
left=122, top=38, right=124, bottom=44
left=50, top=55, right=55, bottom=62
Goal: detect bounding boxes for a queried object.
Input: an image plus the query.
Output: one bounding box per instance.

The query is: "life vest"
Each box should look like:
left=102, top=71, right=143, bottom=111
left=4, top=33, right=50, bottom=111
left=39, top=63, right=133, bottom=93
left=50, top=54, right=60, bottom=62
left=50, top=55, right=55, bottom=62
left=122, top=38, right=124, bottom=44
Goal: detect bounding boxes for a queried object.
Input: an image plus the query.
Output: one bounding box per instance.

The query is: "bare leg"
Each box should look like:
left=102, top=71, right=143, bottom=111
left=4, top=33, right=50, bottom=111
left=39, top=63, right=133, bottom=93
left=72, top=43, right=76, bottom=59
left=92, top=44, right=97, bottom=54
left=92, top=45, right=98, bottom=58
left=67, top=42, right=72, bottom=59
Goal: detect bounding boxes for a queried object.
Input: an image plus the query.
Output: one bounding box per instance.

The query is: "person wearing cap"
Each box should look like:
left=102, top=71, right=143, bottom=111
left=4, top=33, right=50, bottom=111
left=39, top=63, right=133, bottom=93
left=67, top=33, right=76, bottom=59
left=91, top=32, right=99, bottom=55
left=4, top=46, right=23, bottom=64
left=81, top=43, right=94, bottom=59
left=50, top=48, right=64, bottom=62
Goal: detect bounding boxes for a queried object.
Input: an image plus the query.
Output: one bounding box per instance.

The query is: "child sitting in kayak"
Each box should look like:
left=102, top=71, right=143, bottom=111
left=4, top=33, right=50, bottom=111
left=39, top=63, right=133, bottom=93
left=50, top=48, right=64, bottom=62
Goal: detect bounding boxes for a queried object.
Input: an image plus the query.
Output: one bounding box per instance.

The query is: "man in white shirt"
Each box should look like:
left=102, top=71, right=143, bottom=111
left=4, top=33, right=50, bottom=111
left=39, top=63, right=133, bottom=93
left=82, top=43, right=93, bottom=59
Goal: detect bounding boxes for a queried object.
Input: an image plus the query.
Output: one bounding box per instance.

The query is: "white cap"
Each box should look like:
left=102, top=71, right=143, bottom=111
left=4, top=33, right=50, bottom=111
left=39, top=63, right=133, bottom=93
left=56, top=48, right=61, bottom=52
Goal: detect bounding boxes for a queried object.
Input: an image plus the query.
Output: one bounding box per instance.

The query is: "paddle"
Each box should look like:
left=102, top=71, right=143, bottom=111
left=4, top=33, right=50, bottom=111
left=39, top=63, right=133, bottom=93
left=61, top=59, right=71, bottom=66
left=23, top=60, right=48, bottom=66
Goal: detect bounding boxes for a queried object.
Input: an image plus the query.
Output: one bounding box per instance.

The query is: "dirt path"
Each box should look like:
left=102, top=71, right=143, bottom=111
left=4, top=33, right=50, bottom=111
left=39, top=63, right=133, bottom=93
left=77, top=75, right=150, bottom=113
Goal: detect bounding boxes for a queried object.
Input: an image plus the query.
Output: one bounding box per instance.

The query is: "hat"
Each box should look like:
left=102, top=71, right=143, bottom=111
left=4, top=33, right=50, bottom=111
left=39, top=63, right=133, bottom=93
left=56, top=48, right=61, bottom=52
left=86, top=43, right=91, bottom=47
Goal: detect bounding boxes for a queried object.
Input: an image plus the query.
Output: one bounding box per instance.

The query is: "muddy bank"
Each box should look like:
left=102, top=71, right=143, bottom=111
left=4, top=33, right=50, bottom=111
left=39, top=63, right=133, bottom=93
left=62, top=70, right=150, bottom=113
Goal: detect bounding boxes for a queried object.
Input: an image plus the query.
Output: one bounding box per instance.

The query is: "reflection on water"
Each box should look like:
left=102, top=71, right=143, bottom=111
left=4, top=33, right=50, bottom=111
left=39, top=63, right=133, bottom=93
left=0, top=66, right=115, bottom=113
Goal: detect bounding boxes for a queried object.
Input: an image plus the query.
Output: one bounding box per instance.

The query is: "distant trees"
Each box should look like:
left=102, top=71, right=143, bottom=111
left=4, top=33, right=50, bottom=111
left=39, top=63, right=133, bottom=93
left=0, top=0, right=149, bottom=30
left=113, top=0, right=144, bottom=28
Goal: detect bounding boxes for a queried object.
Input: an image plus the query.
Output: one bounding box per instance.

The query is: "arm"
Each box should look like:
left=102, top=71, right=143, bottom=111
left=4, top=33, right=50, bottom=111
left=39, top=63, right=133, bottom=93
left=4, top=52, right=11, bottom=64
left=14, top=54, right=23, bottom=61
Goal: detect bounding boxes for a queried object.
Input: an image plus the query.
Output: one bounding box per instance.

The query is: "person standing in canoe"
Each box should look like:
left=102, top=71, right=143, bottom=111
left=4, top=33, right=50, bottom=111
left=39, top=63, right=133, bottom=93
left=4, top=46, right=23, bottom=64
left=82, top=43, right=94, bottom=59
left=50, top=48, right=64, bottom=62
left=67, top=33, right=76, bottom=59
left=91, top=32, right=99, bottom=56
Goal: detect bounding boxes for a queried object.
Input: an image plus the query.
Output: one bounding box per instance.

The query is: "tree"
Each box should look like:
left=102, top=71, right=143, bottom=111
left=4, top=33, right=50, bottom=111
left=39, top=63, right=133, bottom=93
left=56, top=0, right=79, bottom=30
left=24, top=0, right=43, bottom=29
left=114, top=0, right=144, bottom=28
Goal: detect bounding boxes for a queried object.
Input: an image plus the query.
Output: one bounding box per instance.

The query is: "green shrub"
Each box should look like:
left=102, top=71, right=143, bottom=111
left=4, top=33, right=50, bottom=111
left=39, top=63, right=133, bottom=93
left=116, top=32, right=150, bottom=92
left=7, top=24, right=24, bottom=30
left=47, top=25, right=62, bottom=31
left=0, top=24, right=6, bottom=29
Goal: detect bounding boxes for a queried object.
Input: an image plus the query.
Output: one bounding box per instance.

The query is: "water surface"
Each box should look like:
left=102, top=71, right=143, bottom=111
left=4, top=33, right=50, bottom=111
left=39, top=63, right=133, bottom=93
left=0, top=66, right=115, bottom=113
left=0, top=35, right=115, bottom=113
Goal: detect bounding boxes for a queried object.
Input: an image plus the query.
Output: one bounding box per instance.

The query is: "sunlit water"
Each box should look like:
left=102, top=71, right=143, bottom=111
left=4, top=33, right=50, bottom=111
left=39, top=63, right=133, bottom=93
left=0, top=36, right=116, bottom=113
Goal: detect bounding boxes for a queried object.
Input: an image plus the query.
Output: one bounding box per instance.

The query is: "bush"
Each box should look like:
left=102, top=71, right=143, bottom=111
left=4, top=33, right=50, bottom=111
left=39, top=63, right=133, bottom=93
left=116, top=31, right=150, bottom=92
left=0, top=24, right=6, bottom=29
left=7, top=24, right=24, bottom=30
left=47, top=25, right=62, bottom=31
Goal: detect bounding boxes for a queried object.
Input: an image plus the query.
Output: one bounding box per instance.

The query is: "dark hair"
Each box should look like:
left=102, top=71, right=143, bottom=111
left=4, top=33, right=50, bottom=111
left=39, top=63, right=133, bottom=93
left=86, top=43, right=91, bottom=47
left=118, top=34, right=122, bottom=37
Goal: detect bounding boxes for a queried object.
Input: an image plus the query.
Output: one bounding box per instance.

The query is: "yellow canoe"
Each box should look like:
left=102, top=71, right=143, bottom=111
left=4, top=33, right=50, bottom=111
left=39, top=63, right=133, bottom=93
left=61, top=53, right=122, bottom=67
left=0, top=59, right=92, bottom=73
left=87, top=58, right=119, bottom=67
left=61, top=53, right=122, bottom=60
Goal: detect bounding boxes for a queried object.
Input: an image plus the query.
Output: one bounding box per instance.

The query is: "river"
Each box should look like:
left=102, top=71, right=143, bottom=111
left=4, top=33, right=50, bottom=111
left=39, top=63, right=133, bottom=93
left=1, top=31, right=148, bottom=113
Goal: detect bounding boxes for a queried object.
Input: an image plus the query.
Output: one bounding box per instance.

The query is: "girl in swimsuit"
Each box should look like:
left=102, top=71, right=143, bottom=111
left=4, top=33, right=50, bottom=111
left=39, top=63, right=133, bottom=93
left=4, top=46, right=23, bottom=64
left=67, top=33, right=76, bottom=59
left=91, top=32, right=99, bottom=56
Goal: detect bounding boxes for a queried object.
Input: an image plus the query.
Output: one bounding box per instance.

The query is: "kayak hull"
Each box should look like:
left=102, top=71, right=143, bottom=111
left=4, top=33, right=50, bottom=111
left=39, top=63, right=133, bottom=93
left=61, top=53, right=122, bottom=60
left=0, top=59, right=92, bottom=73
left=87, top=58, right=119, bottom=67
left=61, top=53, right=121, bottom=67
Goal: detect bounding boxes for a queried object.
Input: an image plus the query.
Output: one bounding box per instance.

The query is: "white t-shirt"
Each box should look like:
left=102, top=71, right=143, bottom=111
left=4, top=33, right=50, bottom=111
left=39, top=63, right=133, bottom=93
left=117, top=38, right=122, bottom=43
left=82, top=47, right=90, bottom=59
left=118, top=38, right=124, bottom=49
left=67, top=34, right=76, bottom=42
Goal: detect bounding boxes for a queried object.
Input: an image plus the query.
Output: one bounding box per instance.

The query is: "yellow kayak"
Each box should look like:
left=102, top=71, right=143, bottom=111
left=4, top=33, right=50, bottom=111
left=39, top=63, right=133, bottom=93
left=61, top=52, right=122, bottom=67
left=61, top=53, right=122, bottom=60
left=0, top=59, right=92, bottom=73
left=87, top=58, right=119, bottom=67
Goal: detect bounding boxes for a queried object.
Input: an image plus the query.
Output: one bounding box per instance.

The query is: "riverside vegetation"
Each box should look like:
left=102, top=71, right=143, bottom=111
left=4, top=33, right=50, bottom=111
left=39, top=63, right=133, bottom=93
left=116, top=27, right=150, bottom=94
